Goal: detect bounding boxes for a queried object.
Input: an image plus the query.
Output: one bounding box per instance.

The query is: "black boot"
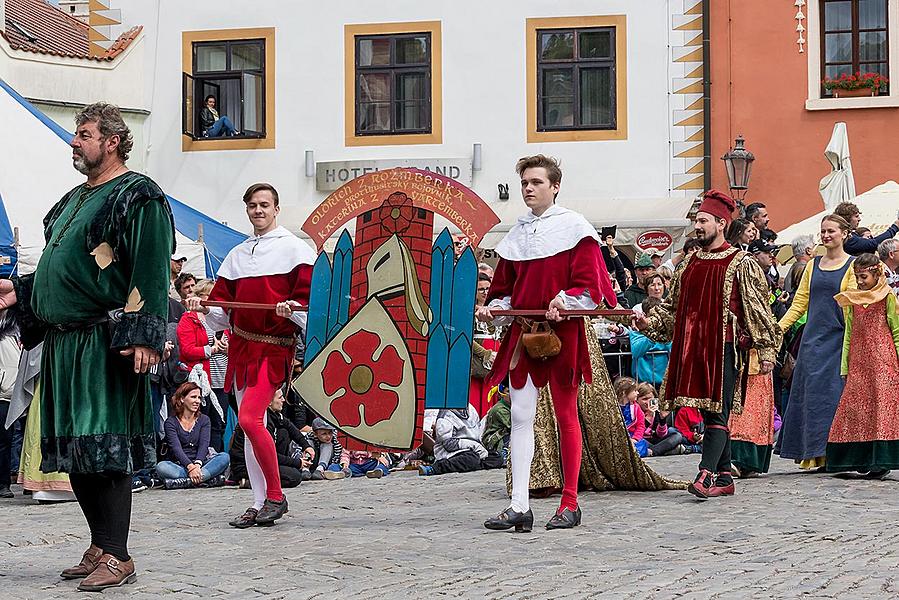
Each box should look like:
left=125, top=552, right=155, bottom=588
left=163, top=478, right=195, bottom=490
left=545, top=506, right=582, bottom=530
left=0, top=485, right=12, bottom=499
left=200, top=475, right=225, bottom=488
left=484, top=507, right=533, bottom=533
left=255, top=497, right=289, bottom=524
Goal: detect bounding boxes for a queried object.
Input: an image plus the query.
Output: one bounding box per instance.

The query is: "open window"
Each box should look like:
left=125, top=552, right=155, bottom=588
left=181, top=38, right=266, bottom=140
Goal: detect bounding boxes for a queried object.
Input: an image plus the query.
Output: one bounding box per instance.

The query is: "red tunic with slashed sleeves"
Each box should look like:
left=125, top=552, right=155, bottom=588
left=208, top=264, right=312, bottom=391
left=486, top=236, right=615, bottom=390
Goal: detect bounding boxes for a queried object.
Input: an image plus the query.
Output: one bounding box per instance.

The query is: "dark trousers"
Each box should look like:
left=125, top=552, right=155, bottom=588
left=699, top=344, right=738, bottom=474
left=431, top=449, right=503, bottom=475
left=279, top=465, right=303, bottom=488
left=648, top=430, right=684, bottom=456
left=0, top=403, right=10, bottom=486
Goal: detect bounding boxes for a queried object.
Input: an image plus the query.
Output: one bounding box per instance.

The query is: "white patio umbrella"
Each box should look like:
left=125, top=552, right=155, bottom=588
left=818, top=122, right=856, bottom=212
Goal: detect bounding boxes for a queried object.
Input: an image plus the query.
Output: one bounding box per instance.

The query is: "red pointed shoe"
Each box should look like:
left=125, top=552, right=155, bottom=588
left=708, top=472, right=735, bottom=497
left=688, top=469, right=714, bottom=500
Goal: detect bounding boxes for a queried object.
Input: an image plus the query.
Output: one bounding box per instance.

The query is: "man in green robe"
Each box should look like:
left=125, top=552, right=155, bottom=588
left=0, top=103, right=174, bottom=591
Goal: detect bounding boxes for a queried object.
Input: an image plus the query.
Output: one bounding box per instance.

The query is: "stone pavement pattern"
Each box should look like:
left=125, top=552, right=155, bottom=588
left=1, top=455, right=898, bottom=599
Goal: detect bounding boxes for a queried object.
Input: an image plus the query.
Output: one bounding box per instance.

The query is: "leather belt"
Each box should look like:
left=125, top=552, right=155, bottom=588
left=49, top=313, right=111, bottom=332
left=232, top=324, right=296, bottom=347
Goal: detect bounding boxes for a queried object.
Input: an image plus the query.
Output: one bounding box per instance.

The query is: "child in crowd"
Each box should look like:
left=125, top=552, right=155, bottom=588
left=675, top=406, right=704, bottom=454
left=616, top=377, right=648, bottom=457
left=419, top=404, right=503, bottom=476
left=344, top=450, right=391, bottom=478
left=305, top=418, right=348, bottom=480
left=634, top=383, right=687, bottom=456
left=827, top=253, right=899, bottom=478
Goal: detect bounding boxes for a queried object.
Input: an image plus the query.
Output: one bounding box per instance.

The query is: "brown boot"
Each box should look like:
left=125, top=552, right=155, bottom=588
left=76, top=554, right=136, bottom=591
left=59, top=544, right=103, bottom=580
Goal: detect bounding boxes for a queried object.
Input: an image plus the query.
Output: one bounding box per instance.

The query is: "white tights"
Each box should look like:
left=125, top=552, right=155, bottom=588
left=509, top=375, right=539, bottom=513
left=235, top=387, right=267, bottom=511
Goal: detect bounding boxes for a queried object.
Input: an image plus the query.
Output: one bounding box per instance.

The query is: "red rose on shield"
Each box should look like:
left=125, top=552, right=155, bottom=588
left=378, top=192, right=415, bottom=235
left=322, top=329, right=404, bottom=428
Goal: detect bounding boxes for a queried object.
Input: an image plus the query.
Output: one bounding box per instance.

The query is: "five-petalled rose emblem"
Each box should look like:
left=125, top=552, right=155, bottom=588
left=322, top=329, right=404, bottom=428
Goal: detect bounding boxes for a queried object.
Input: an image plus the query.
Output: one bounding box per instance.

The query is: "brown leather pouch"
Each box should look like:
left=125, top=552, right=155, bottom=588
left=519, top=319, right=562, bottom=360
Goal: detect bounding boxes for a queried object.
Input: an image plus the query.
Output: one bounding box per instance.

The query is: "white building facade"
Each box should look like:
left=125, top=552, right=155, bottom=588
left=5, top=0, right=711, bottom=259
left=124, top=0, right=704, bottom=255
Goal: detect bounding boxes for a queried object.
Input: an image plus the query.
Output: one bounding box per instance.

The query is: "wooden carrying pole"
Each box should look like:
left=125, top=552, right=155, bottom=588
left=200, top=301, right=632, bottom=318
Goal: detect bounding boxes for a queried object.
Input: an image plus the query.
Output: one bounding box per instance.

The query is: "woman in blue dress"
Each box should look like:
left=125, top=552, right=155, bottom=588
left=778, top=214, right=856, bottom=469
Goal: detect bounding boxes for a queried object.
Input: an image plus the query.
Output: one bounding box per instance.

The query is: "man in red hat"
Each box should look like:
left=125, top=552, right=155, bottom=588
left=633, top=190, right=781, bottom=499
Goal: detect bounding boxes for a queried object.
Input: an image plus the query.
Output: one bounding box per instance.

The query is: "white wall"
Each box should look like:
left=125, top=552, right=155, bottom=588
left=125, top=0, right=676, bottom=240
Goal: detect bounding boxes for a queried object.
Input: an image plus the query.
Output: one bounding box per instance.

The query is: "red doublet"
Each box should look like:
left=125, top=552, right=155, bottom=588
left=208, top=263, right=312, bottom=391
left=487, top=237, right=615, bottom=390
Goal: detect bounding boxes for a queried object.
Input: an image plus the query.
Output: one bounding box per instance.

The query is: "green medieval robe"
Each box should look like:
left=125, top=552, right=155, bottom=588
left=12, top=171, right=174, bottom=475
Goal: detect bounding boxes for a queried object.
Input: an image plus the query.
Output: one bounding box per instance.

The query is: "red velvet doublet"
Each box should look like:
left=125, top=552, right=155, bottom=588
left=208, top=264, right=312, bottom=391
left=486, top=237, right=615, bottom=390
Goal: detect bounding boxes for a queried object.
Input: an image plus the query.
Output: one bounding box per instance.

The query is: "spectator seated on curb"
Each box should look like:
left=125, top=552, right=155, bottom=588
left=674, top=406, right=704, bottom=454
left=305, top=418, right=349, bottom=480
left=156, top=382, right=229, bottom=489
left=230, top=388, right=314, bottom=489
left=392, top=408, right=439, bottom=471
left=343, top=450, right=391, bottom=478
left=616, top=377, right=648, bottom=457
left=419, top=404, right=503, bottom=476
left=634, top=383, right=687, bottom=457
left=481, top=385, right=511, bottom=462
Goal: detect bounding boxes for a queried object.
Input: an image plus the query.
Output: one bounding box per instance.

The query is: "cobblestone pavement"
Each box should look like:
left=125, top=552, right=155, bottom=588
left=2, top=455, right=899, bottom=599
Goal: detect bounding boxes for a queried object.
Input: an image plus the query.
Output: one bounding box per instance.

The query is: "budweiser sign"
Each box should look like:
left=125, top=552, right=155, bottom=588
left=636, top=230, right=673, bottom=252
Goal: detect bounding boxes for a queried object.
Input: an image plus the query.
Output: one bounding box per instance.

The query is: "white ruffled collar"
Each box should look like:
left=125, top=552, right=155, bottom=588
left=494, top=205, right=599, bottom=261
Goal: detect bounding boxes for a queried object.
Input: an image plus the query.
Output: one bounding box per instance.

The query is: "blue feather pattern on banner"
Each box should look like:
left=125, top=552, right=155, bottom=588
left=304, top=231, right=354, bottom=365
left=425, top=229, right=476, bottom=408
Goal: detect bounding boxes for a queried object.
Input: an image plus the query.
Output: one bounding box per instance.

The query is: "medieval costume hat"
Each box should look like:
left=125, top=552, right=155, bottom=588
left=697, top=189, right=736, bottom=224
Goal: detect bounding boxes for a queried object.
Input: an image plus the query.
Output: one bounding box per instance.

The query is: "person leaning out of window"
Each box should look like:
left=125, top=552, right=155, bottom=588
left=199, top=95, right=238, bottom=137
left=156, top=382, right=230, bottom=489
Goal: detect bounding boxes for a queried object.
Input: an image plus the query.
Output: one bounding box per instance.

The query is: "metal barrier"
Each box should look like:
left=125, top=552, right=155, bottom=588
left=601, top=349, right=669, bottom=387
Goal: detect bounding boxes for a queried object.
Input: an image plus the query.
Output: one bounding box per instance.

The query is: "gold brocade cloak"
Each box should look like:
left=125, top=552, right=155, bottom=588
left=507, top=322, right=687, bottom=494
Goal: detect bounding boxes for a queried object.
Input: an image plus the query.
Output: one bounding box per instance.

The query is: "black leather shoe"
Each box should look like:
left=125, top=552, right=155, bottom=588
left=163, top=477, right=194, bottom=490
left=255, top=497, right=289, bottom=524
left=484, top=507, right=533, bottom=533
left=545, top=506, right=582, bottom=530
left=228, top=507, right=258, bottom=529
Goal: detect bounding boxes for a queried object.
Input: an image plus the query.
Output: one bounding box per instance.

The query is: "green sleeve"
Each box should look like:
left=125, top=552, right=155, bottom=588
left=109, top=197, right=175, bottom=354
left=841, top=305, right=852, bottom=376
left=888, top=294, right=899, bottom=360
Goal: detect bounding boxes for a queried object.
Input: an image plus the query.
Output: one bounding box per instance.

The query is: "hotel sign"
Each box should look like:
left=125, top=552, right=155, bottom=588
left=315, top=158, right=472, bottom=192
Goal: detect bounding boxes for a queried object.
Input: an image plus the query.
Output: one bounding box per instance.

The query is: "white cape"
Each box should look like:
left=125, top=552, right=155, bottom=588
left=217, top=225, right=317, bottom=279
left=494, top=205, right=599, bottom=261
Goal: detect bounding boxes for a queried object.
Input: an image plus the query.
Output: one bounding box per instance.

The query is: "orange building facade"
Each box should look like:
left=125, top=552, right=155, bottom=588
left=709, top=0, right=899, bottom=230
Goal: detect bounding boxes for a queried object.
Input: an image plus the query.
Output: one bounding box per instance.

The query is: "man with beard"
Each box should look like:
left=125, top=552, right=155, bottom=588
left=633, top=190, right=780, bottom=499
left=0, top=103, right=174, bottom=590
left=745, top=202, right=777, bottom=243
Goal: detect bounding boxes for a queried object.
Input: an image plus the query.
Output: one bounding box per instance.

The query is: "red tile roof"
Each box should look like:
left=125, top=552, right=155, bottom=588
left=2, top=0, right=141, bottom=62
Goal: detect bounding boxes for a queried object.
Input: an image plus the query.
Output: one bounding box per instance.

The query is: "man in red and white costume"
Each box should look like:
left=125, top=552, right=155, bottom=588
left=478, top=155, right=617, bottom=532
left=186, top=183, right=314, bottom=527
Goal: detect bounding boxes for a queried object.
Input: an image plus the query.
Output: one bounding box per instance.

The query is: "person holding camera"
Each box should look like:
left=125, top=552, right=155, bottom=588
left=477, top=155, right=617, bottom=532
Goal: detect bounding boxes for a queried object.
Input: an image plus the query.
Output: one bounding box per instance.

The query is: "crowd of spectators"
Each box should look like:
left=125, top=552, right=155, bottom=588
left=3, top=198, right=899, bottom=503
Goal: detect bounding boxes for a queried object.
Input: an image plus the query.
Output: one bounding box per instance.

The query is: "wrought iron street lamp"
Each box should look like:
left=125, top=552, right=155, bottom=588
left=721, top=135, right=755, bottom=210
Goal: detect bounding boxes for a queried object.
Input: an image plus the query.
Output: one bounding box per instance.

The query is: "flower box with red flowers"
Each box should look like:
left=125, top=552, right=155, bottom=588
left=822, top=72, right=889, bottom=98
